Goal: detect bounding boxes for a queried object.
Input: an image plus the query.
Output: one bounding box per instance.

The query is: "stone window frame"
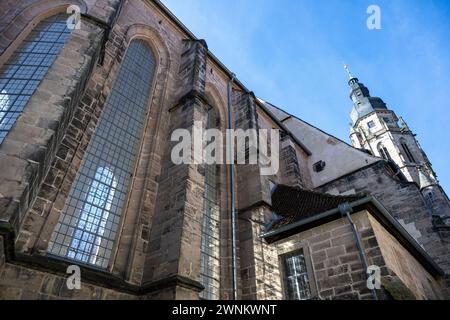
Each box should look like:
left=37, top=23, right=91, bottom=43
left=277, top=243, right=318, bottom=300
left=12, top=22, right=173, bottom=283
left=0, top=3, right=100, bottom=235
left=367, top=120, right=376, bottom=130
left=0, top=14, right=73, bottom=144
left=46, top=39, right=158, bottom=270
left=105, top=26, right=173, bottom=281
left=376, top=142, right=392, bottom=161
left=204, top=85, right=230, bottom=298
left=199, top=105, right=222, bottom=300
left=400, top=139, right=416, bottom=163
left=0, top=1, right=88, bottom=60
left=67, top=31, right=169, bottom=276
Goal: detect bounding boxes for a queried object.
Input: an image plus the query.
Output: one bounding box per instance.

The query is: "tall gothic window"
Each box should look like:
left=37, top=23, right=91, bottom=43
left=283, top=250, right=312, bottom=300
left=377, top=143, right=392, bottom=161
left=0, top=14, right=72, bottom=144
left=425, top=190, right=434, bottom=209
left=199, top=107, right=221, bottom=300
left=47, top=40, right=156, bottom=269
left=401, top=140, right=416, bottom=163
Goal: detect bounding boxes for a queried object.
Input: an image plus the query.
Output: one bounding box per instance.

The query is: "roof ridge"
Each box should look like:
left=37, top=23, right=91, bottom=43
left=259, top=99, right=381, bottom=159
left=276, top=184, right=366, bottom=200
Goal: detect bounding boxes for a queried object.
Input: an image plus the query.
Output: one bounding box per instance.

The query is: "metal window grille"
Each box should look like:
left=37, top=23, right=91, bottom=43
left=0, top=14, right=72, bottom=144
left=47, top=40, right=156, bottom=269
left=199, top=108, right=220, bottom=300
left=283, top=251, right=312, bottom=300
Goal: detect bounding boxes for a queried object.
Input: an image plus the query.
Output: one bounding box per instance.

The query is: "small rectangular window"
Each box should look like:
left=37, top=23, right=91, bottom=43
left=383, top=117, right=390, bottom=123
left=282, top=250, right=312, bottom=300
left=367, top=121, right=376, bottom=129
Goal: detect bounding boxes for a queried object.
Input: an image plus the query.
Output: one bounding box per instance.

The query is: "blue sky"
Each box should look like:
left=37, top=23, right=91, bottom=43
left=161, top=0, right=450, bottom=193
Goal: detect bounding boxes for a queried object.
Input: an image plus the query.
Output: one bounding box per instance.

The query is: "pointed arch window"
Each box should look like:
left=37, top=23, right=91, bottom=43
left=0, top=14, right=72, bottom=143
left=377, top=143, right=392, bottom=161
left=425, top=190, right=434, bottom=208
left=200, top=107, right=221, bottom=300
left=401, top=141, right=416, bottom=163
left=48, top=40, right=156, bottom=269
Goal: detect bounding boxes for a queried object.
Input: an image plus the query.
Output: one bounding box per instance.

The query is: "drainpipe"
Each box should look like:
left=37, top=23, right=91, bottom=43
left=227, top=73, right=238, bottom=300
left=338, top=203, right=378, bottom=300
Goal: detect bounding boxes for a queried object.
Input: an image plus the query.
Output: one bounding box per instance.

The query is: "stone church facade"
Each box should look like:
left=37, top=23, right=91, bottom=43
left=0, top=0, right=449, bottom=300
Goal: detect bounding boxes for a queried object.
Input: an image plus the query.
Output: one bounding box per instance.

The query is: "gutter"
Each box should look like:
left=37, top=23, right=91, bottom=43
left=259, top=196, right=444, bottom=278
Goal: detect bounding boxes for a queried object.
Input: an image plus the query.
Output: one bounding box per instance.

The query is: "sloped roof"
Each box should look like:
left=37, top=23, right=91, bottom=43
left=418, top=167, right=436, bottom=190
left=270, top=184, right=366, bottom=230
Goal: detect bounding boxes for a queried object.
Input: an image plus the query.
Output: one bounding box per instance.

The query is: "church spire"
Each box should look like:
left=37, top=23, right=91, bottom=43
left=346, top=67, right=388, bottom=126
left=344, top=64, right=355, bottom=80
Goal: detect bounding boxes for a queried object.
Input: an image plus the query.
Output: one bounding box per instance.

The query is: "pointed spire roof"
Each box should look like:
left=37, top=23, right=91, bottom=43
left=346, top=66, right=388, bottom=126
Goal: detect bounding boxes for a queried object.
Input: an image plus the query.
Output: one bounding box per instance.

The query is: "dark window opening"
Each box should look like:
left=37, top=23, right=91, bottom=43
left=401, top=143, right=416, bottom=163
left=313, top=161, right=326, bottom=172
left=425, top=191, right=434, bottom=207
left=377, top=145, right=392, bottom=161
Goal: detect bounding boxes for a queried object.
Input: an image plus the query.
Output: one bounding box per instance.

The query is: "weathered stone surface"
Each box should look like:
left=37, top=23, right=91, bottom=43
left=0, top=0, right=448, bottom=301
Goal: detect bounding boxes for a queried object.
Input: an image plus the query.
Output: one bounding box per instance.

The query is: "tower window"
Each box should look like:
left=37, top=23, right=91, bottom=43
left=367, top=121, right=376, bottom=129
left=425, top=191, right=434, bottom=208
left=282, top=250, right=312, bottom=300
left=200, top=108, right=220, bottom=300
left=313, top=160, right=326, bottom=172
left=401, top=142, right=416, bottom=163
left=383, top=117, right=390, bottom=123
left=0, top=14, right=72, bottom=144
left=47, top=40, right=156, bottom=269
left=377, top=144, right=392, bottom=161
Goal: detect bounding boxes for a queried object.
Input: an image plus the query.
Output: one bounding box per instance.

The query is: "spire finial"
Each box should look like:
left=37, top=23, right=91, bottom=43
left=344, top=64, right=354, bottom=79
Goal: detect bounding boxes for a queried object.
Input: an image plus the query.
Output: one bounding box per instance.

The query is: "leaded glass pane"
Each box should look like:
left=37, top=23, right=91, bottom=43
left=48, top=40, right=156, bottom=269
left=200, top=108, right=221, bottom=300
left=0, top=14, right=71, bottom=144
left=283, top=251, right=312, bottom=300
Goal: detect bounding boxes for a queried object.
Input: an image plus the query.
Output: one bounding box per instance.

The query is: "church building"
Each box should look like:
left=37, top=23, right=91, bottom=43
left=0, top=0, right=449, bottom=300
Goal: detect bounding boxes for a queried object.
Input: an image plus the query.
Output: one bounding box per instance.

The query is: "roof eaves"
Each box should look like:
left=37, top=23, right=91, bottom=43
left=260, top=195, right=444, bottom=278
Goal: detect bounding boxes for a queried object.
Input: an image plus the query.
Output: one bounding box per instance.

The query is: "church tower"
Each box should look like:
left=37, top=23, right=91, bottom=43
left=345, top=65, right=436, bottom=185
left=346, top=65, right=450, bottom=225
